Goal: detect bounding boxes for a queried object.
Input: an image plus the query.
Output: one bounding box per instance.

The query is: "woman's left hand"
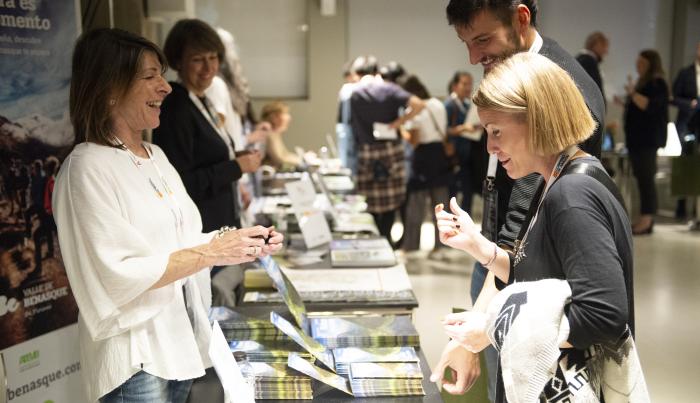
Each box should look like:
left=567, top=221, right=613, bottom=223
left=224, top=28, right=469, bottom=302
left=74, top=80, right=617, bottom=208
left=435, top=197, right=480, bottom=252
left=442, top=311, right=492, bottom=353
left=262, top=226, right=284, bottom=255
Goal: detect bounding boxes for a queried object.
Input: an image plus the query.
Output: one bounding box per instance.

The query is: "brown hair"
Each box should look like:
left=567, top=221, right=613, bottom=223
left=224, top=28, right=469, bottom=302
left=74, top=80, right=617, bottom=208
left=584, top=31, right=608, bottom=51
left=69, top=28, right=166, bottom=147
left=163, top=19, right=225, bottom=71
left=636, top=49, right=666, bottom=91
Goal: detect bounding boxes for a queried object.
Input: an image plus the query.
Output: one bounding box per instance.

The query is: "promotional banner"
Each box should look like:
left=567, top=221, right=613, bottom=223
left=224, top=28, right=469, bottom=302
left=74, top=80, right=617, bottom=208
left=1, top=0, right=82, bottom=401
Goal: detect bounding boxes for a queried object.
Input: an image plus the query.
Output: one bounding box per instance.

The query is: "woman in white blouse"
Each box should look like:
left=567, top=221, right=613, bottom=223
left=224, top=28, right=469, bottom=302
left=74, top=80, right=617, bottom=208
left=53, top=28, right=283, bottom=403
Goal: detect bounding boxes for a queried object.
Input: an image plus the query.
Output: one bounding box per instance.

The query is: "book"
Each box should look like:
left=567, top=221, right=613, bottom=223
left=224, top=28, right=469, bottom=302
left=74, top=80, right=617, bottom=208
left=332, top=346, right=419, bottom=376
left=348, top=362, right=425, bottom=397
left=310, top=315, right=419, bottom=348
left=330, top=238, right=396, bottom=268
left=270, top=311, right=335, bottom=371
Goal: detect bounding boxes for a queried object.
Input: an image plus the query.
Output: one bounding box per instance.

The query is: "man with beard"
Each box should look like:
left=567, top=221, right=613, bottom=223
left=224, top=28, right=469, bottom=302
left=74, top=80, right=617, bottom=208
left=430, top=1, right=605, bottom=401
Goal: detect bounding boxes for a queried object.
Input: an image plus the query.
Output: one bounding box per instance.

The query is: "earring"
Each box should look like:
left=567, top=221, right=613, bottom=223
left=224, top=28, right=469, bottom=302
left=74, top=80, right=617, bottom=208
left=109, top=99, right=116, bottom=106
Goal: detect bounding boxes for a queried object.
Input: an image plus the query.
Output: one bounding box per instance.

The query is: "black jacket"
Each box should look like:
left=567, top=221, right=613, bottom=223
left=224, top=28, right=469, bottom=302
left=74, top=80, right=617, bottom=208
left=153, top=82, right=242, bottom=232
left=576, top=51, right=606, bottom=106
left=624, top=77, right=669, bottom=150
left=672, top=63, right=699, bottom=135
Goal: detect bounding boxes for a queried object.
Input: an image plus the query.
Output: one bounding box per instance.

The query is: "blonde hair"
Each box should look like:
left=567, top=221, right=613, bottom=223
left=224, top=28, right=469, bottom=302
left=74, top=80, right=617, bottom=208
left=260, top=101, right=289, bottom=125
left=472, top=52, right=596, bottom=155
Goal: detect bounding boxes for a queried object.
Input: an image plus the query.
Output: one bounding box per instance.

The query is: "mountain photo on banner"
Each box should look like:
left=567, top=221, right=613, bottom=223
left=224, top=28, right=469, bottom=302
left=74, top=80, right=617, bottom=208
left=0, top=0, right=79, bottom=350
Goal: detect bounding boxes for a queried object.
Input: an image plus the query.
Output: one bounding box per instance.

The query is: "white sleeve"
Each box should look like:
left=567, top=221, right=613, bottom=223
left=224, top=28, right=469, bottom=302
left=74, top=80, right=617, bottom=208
left=53, top=155, right=173, bottom=341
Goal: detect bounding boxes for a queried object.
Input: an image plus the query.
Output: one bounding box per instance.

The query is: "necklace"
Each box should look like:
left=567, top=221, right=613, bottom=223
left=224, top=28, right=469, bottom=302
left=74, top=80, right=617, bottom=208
left=122, top=142, right=185, bottom=241
left=513, top=145, right=580, bottom=267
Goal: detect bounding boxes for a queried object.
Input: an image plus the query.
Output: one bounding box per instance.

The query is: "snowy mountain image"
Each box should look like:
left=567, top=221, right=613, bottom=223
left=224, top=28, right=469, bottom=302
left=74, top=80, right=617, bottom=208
left=0, top=112, right=74, bottom=159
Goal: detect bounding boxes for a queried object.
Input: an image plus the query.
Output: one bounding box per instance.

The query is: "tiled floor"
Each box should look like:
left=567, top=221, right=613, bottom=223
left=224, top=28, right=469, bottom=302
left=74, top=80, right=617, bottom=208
left=401, top=220, right=700, bottom=402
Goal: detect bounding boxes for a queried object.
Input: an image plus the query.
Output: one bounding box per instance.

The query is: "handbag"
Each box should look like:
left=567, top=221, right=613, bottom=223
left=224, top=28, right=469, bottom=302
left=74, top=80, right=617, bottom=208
left=425, top=104, right=458, bottom=167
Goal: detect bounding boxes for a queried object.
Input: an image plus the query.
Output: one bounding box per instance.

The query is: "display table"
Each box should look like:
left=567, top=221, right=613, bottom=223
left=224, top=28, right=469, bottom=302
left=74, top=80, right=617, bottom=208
left=187, top=304, right=442, bottom=403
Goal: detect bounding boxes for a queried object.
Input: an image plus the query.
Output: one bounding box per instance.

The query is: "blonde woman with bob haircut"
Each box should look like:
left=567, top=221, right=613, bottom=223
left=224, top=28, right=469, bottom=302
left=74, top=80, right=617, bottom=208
left=432, top=53, right=644, bottom=402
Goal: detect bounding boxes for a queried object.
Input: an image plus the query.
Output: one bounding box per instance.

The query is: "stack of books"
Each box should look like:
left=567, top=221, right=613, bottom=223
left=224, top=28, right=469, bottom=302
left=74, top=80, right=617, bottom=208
left=310, top=315, right=420, bottom=348
left=348, top=362, right=425, bottom=397
left=229, top=340, right=313, bottom=364
left=251, top=362, right=314, bottom=400
left=218, top=312, right=289, bottom=342
left=332, top=346, right=420, bottom=376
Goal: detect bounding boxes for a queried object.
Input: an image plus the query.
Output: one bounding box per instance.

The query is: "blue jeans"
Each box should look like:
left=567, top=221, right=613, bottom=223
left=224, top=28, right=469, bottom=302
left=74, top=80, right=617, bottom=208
left=99, top=371, right=193, bottom=403
left=471, top=262, right=497, bottom=403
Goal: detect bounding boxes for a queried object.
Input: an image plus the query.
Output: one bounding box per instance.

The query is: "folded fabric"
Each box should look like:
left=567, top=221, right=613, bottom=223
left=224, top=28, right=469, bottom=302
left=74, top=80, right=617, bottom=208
left=485, top=279, right=649, bottom=403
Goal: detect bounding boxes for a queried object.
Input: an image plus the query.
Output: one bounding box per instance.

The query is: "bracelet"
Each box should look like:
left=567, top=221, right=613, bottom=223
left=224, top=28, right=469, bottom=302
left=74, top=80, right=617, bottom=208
left=216, top=226, right=237, bottom=239
left=481, top=242, right=498, bottom=267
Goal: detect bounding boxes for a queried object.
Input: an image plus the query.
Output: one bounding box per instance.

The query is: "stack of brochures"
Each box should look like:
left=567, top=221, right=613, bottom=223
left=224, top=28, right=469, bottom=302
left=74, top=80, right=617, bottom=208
left=218, top=311, right=289, bottom=342
left=229, top=340, right=313, bottom=364
left=251, top=362, right=314, bottom=400
left=332, top=346, right=420, bottom=376
left=309, top=315, right=420, bottom=348
left=329, top=238, right=396, bottom=267
left=348, top=362, right=425, bottom=397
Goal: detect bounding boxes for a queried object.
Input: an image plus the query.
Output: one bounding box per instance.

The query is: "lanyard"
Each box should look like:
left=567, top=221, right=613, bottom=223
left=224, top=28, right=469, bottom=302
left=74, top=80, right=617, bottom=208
left=122, top=143, right=185, bottom=244
left=513, top=145, right=580, bottom=266
left=189, top=91, right=237, bottom=160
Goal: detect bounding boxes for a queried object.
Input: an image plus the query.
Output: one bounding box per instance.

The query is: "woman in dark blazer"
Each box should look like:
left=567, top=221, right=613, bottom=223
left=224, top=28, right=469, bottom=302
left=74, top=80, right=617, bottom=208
left=153, top=19, right=270, bottom=308
left=621, top=49, right=669, bottom=234
left=153, top=19, right=263, bottom=233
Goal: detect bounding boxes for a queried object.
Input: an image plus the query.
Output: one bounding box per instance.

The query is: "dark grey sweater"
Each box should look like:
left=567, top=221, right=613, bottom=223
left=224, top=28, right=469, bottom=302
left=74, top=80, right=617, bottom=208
left=505, top=157, right=634, bottom=349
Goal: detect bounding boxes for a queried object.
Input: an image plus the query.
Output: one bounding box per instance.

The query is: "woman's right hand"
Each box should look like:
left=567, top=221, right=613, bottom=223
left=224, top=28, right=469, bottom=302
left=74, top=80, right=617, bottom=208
left=435, top=197, right=480, bottom=252
left=207, top=225, right=269, bottom=266
left=237, top=151, right=262, bottom=173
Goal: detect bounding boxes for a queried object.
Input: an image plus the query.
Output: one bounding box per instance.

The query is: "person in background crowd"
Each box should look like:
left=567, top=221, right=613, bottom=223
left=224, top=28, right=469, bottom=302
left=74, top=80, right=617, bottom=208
left=379, top=61, right=407, bottom=83
left=349, top=55, right=425, bottom=242
left=432, top=1, right=606, bottom=400
left=337, top=60, right=360, bottom=175
left=617, top=49, right=669, bottom=234
left=153, top=19, right=266, bottom=307
left=435, top=51, right=642, bottom=403
left=576, top=31, right=609, bottom=104
left=397, top=74, right=450, bottom=257
left=670, top=41, right=700, bottom=219
left=54, top=28, right=282, bottom=402
left=445, top=71, right=481, bottom=215
left=260, top=101, right=303, bottom=170
left=379, top=61, right=410, bottom=249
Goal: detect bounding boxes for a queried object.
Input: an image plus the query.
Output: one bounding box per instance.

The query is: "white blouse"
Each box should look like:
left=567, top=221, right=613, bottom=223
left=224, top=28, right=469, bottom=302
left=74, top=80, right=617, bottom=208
left=53, top=142, right=215, bottom=402
left=405, top=97, right=448, bottom=144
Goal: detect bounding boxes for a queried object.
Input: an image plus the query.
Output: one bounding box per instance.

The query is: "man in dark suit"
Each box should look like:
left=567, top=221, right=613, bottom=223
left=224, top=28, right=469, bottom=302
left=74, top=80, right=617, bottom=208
left=672, top=42, right=700, bottom=138
left=431, top=1, right=605, bottom=401
left=671, top=42, right=700, bottom=219
left=576, top=31, right=609, bottom=105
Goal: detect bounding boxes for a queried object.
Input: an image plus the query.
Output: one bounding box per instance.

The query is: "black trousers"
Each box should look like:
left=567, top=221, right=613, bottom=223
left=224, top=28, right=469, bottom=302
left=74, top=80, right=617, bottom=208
left=371, top=210, right=396, bottom=245
left=629, top=148, right=657, bottom=215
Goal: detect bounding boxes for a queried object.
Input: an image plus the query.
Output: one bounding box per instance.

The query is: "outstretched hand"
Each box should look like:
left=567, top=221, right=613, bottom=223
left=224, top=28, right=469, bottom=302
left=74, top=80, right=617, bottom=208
left=435, top=197, right=480, bottom=252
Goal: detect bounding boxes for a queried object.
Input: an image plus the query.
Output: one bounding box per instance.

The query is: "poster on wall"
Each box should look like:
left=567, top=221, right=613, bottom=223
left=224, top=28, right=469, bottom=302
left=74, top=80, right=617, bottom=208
left=1, top=0, right=82, bottom=401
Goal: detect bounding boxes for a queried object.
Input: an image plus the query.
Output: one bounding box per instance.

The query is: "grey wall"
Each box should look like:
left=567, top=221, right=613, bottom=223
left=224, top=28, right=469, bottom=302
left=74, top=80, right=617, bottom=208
left=138, top=0, right=690, bottom=152
left=347, top=0, right=482, bottom=98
